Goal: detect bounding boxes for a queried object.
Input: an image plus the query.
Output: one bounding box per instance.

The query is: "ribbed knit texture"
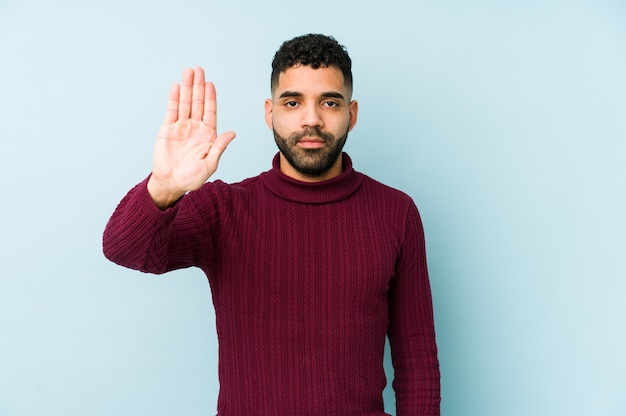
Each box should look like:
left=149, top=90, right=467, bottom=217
left=103, top=153, right=440, bottom=416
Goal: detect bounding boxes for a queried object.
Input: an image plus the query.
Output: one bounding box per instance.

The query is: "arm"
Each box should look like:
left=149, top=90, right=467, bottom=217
left=388, top=201, right=441, bottom=415
left=103, top=67, right=235, bottom=272
left=103, top=175, right=226, bottom=273
left=103, top=177, right=181, bottom=273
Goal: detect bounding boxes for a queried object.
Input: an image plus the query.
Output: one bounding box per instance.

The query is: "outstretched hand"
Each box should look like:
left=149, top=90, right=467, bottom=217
left=147, top=67, right=236, bottom=209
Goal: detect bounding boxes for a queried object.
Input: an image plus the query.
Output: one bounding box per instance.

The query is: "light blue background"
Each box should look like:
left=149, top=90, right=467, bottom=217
left=1, top=0, right=625, bottom=415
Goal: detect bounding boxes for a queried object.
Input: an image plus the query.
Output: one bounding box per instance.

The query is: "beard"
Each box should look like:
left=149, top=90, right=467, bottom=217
left=273, top=126, right=349, bottom=178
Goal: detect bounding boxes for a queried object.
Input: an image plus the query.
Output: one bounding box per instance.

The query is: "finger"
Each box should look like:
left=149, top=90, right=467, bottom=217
left=202, top=81, right=217, bottom=131
left=206, top=131, right=236, bottom=162
left=190, top=67, right=205, bottom=120
left=213, top=131, right=236, bottom=152
left=163, top=83, right=180, bottom=124
left=178, top=68, right=194, bottom=120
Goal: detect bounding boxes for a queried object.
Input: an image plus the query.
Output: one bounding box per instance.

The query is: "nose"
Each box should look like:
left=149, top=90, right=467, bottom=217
left=300, top=103, right=323, bottom=128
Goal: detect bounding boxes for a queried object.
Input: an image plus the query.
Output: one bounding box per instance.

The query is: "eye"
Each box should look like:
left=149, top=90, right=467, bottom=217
left=323, top=101, right=339, bottom=108
left=285, top=101, right=299, bottom=108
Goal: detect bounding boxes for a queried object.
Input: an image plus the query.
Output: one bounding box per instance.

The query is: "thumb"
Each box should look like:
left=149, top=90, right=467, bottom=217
left=207, top=131, right=236, bottom=161
left=214, top=131, right=236, bottom=152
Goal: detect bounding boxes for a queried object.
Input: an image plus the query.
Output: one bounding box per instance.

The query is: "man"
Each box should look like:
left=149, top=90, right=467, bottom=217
left=103, top=34, right=440, bottom=415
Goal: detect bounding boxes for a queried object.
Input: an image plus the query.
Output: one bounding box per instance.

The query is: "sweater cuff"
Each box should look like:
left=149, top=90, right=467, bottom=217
left=140, top=174, right=184, bottom=214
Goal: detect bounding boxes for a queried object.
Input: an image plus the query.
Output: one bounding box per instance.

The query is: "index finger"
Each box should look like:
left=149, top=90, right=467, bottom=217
left=202, top=81, right=217, bottom=131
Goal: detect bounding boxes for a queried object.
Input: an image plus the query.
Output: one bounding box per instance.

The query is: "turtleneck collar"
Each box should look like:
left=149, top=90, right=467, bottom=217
left=259, top=152, right=364, bottom=204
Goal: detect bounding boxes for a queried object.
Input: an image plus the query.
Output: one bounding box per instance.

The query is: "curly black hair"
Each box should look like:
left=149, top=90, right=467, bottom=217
left=270, top=34, right=353, bottom=94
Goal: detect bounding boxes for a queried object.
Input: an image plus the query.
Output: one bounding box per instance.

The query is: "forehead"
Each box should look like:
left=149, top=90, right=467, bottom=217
left=274, top=65, right=348, bottom=97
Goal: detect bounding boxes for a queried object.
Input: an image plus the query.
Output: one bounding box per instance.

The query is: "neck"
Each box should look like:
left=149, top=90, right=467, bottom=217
left=262, top=152, right=363, bottom=204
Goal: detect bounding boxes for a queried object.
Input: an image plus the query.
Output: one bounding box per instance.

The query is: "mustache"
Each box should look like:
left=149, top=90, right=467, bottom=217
left=288, top=127, right=334, bottom=144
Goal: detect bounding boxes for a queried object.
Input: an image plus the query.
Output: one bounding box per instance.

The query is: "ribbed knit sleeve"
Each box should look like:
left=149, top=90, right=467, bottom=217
left=102, top=176, right=223, bottom=274
left=388, top=201, right=441, bottom=415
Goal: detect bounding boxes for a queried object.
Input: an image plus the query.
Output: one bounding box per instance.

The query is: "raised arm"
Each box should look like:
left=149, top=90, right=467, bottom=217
left=147, top=67, right=236, bottom=209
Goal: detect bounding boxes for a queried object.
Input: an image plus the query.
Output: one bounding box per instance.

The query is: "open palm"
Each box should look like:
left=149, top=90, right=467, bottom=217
left=148, top=67, right=235, bottom=208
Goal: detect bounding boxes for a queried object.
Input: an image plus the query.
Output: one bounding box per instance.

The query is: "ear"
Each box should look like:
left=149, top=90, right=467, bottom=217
left=348, top=100, right=358, bottom=132
left=264, top=98, right=274, bottom=130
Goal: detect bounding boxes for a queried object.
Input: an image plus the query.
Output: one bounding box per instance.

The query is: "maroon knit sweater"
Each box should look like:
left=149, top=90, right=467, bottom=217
left=103, top=153, right=440, bottom=416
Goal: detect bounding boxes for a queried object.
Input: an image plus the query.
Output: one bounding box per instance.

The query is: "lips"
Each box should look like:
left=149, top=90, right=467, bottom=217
left=298, top=137, right=325, bottom=148
left=300, top=136, right=323, bottom=142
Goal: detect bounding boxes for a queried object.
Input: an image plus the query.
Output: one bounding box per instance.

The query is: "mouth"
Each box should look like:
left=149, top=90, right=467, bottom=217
left=297, top=136, right=325, bottom=149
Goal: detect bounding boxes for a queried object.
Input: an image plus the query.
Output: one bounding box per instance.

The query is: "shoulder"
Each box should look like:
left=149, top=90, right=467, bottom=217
left=193, top=172, right=264, bottom=196
left=358, top=172, right=415, bottom=207
left=182, top=172, right=266, bottom=210
left=356, top=172, right=424, bottom=231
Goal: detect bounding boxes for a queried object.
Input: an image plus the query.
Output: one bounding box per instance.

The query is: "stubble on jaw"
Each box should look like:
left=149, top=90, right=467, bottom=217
left=273, top=127, right=348, bottom=177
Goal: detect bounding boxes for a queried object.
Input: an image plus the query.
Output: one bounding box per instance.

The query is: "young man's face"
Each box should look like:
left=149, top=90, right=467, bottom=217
left=265, top=64, right=358, bottom=182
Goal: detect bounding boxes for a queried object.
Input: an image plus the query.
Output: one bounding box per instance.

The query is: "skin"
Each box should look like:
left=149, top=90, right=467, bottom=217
left=147, top=67, right=236, bottom=209
left=147, top=65, right=358, bottom=209
left=265, top=65, right=358, bottom=182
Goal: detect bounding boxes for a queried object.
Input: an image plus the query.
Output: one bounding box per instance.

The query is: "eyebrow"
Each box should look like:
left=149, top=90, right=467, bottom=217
left=278, top=90, right=346, bottom=100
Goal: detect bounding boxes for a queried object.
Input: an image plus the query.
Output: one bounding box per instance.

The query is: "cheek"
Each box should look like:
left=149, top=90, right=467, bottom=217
left=331, top=114, right=351, bottom=134
left=271, top=112, right=294, bottom=133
